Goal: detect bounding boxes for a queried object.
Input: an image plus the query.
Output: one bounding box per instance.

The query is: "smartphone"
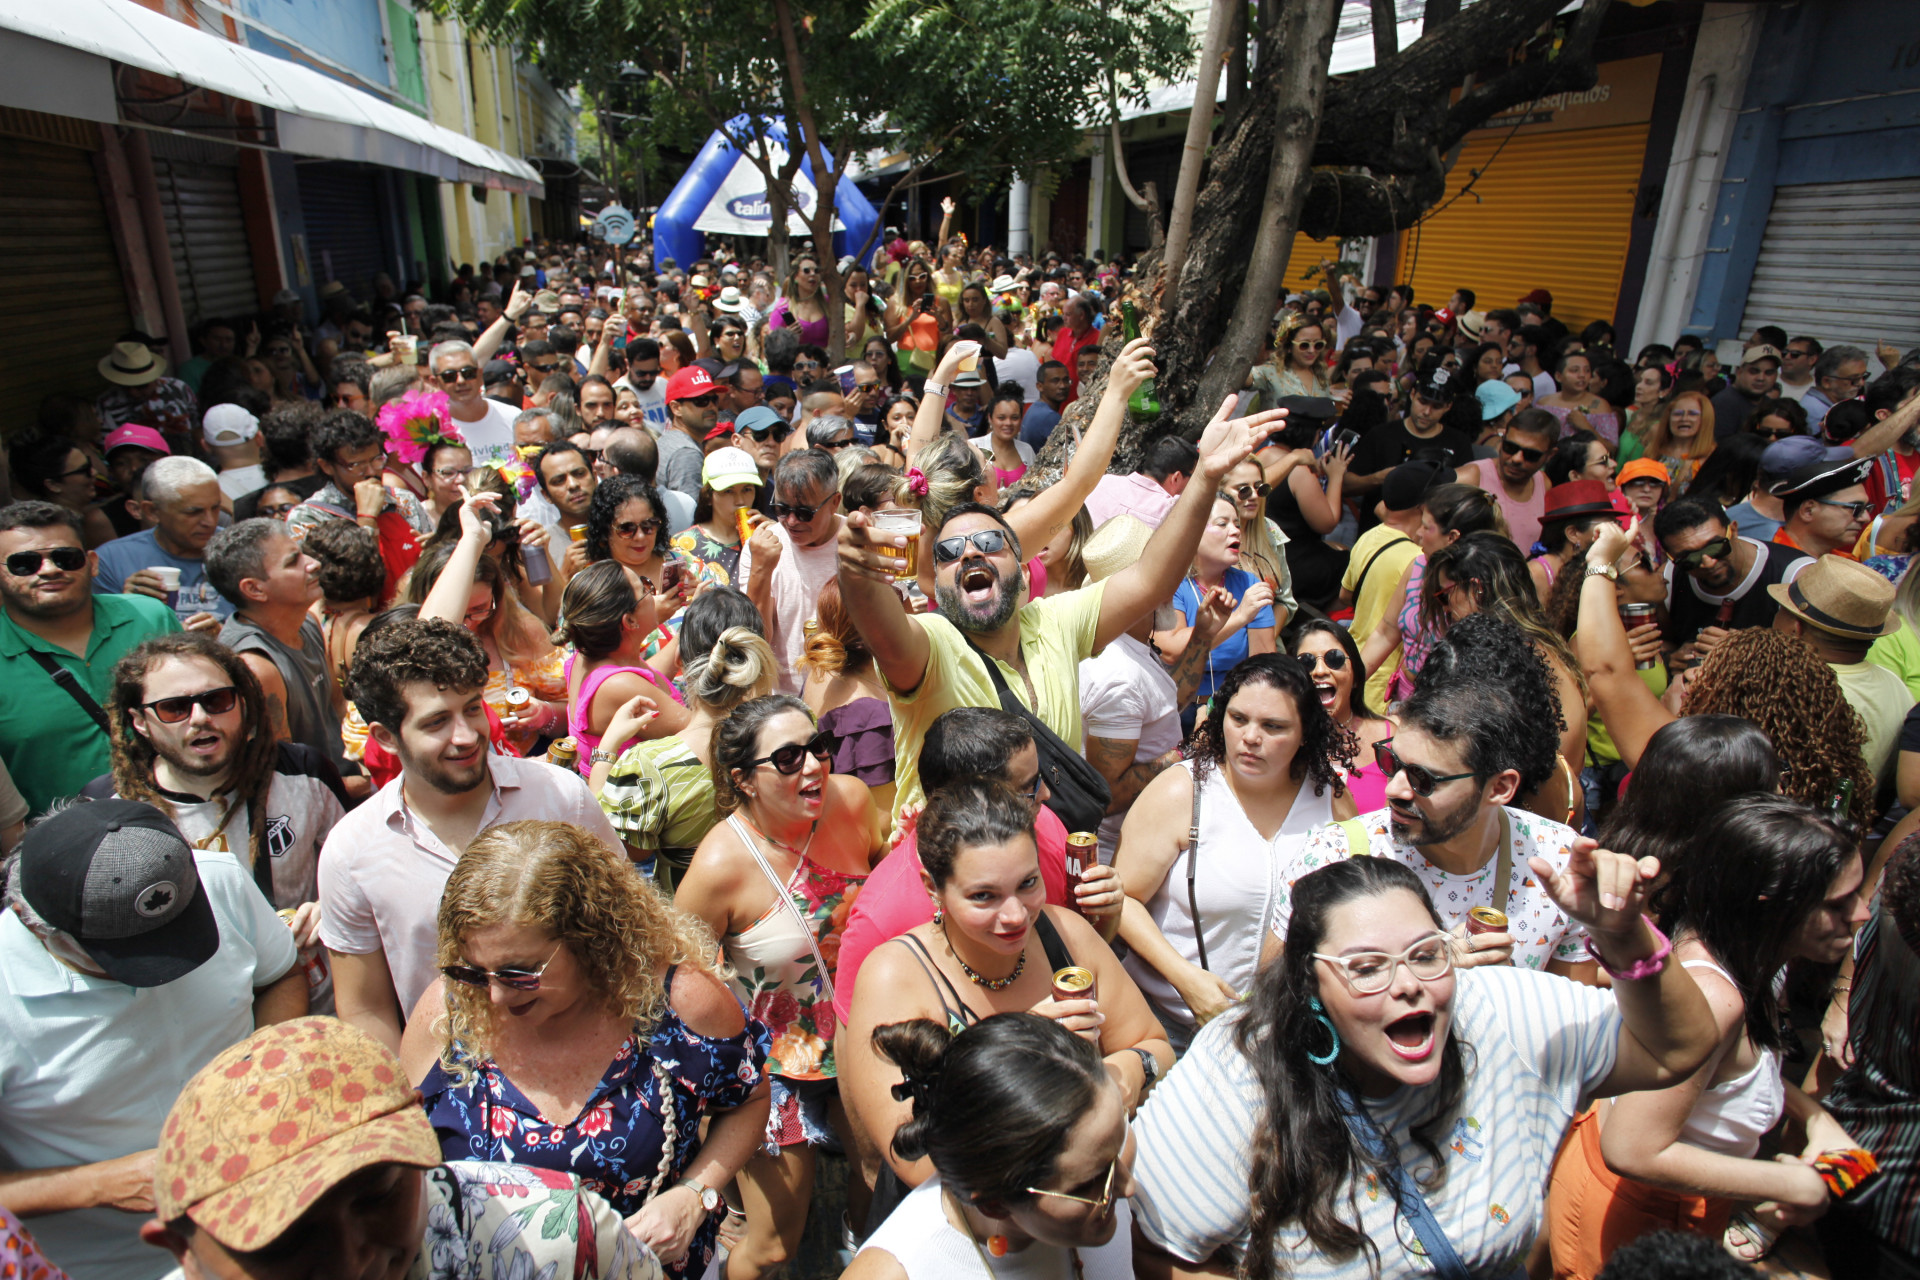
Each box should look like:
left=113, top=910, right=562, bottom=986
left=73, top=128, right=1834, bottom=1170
left=1332, top=428, right=1361, bottom=454
left=660, top=557, right=688, bottom=593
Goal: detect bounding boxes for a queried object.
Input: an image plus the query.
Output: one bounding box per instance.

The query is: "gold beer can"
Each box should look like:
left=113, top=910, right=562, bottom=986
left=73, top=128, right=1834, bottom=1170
left=1052, top=966, right=1097, bottom=1004
left=1466, top=906, right=1508, bottom=934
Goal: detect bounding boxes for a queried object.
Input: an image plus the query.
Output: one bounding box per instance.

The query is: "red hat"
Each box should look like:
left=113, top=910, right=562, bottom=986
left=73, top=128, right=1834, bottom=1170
left=704, top=419, right=737, bottom=442
left=1541, top=479, right=1620, bottom=523
left=1433, top=306, right=1454, bottom=326
left=103, top=424, right=171, bottom=456
left=665, top=365, right=717, bottom=403
left=1519, top=289, right=1553, bottom=310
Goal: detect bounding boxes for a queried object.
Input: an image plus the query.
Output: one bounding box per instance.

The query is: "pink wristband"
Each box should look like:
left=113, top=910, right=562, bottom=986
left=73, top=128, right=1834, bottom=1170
left=1585, top=915, right=1673, bottom=981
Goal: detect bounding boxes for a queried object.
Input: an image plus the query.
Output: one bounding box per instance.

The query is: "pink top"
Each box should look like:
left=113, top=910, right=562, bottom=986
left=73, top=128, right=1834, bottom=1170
left=1345, top=760, right=1391, bottom=812
left=563, top=653, right=686, bottom=776
left=1468, top=457, right=1546, bottom=553
left=830, top=805, right=1072, bottom=1028
left=1084, top=471, right=1177, bottom=531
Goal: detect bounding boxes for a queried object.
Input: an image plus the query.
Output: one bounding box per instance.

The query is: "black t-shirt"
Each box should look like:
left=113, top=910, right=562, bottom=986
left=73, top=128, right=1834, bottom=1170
left=1352, top=420, right=1476, bottom=476
left=1666, top=536, right=1811, bottom=644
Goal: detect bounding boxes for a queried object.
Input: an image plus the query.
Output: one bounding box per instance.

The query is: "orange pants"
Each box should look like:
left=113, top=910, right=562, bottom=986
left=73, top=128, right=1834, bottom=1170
left=1545, top=1107, right=1733, bottom=1280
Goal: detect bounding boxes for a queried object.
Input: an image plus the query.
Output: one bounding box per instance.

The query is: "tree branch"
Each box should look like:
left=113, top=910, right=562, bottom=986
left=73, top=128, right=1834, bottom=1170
left=1160, top=0, right=1233, bottom=294
left=1371, top=0, right=1400, bottom=66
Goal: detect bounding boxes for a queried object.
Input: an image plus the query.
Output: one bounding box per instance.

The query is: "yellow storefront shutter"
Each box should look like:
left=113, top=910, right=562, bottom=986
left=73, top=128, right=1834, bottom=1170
left=1397, top=122, right=1649, bottom=332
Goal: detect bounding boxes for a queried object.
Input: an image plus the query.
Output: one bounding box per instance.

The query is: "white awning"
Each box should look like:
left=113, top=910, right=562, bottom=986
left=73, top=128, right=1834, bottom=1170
left=0, top=0, right=541, bottom=195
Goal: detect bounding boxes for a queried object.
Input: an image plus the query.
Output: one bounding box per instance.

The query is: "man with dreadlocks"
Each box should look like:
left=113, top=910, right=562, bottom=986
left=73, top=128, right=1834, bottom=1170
left=82, top=632, right=348, bottom=1011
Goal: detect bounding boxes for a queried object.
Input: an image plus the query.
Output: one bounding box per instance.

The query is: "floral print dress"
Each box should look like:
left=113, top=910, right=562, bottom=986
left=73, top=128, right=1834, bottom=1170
left=417, top=971, right=771, bottom=1280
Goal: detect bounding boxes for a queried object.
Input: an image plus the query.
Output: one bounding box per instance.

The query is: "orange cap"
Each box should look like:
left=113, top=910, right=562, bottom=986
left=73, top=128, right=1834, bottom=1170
left=1615, top=458, right=1672, bottom=488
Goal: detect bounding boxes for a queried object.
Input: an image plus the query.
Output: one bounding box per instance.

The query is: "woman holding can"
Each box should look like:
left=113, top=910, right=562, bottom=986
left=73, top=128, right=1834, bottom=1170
left=1112, top=655, right=1355, bottom=1049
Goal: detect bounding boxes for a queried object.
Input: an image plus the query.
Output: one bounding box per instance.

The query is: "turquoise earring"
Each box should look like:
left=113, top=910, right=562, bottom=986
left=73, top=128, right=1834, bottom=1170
left=1307, top=995, right=1341, bottom=1066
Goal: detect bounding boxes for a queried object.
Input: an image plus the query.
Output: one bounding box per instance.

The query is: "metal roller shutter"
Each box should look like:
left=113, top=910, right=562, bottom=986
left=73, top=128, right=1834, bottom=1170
left=1398, top=124, right=1649, bottom=331
left=298, top=162, right=387, bottom=301
left=0, top=133, right=131, bottom=434
left=153, top=157, right=258, bottom=326
left=1738, top=179, right=1920, bottom=354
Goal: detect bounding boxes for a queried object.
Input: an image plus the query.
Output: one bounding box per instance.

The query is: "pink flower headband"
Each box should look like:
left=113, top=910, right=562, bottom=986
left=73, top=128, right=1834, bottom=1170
left=376, top=390, right=461, bottom=466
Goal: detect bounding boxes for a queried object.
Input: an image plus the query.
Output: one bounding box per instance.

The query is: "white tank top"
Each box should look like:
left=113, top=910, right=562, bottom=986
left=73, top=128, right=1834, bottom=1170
left=1125, top=761, right=1334, bottom=1030
left=1675, top=959, right=1786, bottom=1158
left=859, top=1176, right=1133, bottom=1280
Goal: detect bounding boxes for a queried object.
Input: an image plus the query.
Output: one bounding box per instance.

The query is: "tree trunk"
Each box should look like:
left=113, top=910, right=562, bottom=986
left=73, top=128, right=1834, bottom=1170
left=1190, top=0, right=1343, bottom=422
left=1371, top=0, right=1400, bottom=66
left=1160, top=0, right=1234, bottom=296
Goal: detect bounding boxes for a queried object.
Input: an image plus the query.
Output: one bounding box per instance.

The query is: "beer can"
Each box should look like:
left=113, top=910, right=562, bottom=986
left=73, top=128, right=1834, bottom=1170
left=504, top=686, right=532, bottom=708
left=1064, top=831, right=1096, bottom=909
left=1466, top=906, right=1508, bottom=935
left=546, top=737, right=579, bottom=770
left=277, top=907, right=299, bottom=926
left=1052, top=966, right=1097, bottom=1004
left=736, top=505, right=755, bottom=544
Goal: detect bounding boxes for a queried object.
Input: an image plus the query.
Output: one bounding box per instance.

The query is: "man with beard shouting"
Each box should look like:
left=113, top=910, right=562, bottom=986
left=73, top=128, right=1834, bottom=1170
left=315, top=617, right=622, bottom=1051
left=836, top=375, right=1287, bottom=824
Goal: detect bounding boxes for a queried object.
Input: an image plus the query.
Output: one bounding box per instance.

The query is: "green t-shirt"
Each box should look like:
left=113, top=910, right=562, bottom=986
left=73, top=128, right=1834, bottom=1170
left=0, top=592, right=180, bottom=816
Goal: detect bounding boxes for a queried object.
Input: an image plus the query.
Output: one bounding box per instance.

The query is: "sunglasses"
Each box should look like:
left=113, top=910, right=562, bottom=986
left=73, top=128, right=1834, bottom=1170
left=629, top=368, right=661, bottom=383
left=6, top=547, right=88, bottom=576
left=1292, top=339, right=1328, bottom=351
left=771, top=498, right=832, bottom=522
left=793, top=360, right=822, bottom=372
left=682, top=393, right=719, bottom=408
left=437, top=366, right=483, bottom=383
left=139, top=686, right=240, bottom=724
left=259, top=502, right=298, bottom=520
left=1751, top=426, right=1798, bottom=441
left=1374, top=739, right=1476, bottom=797
left=1023, top=1135, right=1127, bottom=1214
left=1296, top=649, right=1348, bottom=673
left=1499, top=438, right=1547, bottom=464
left=441, top=943, right=563, bottom=992
left=1311, top=931, right=1454, bottom=995
left=933, top=528, right=1012, bottom=564
left=747, top=730, right=833, bottom=775
left=819, top=436, right=856, bottom=451
left=1230, top=482, right=1272, bottom=500
left=528, top=361, right=559, bottom=373
left=1674, top=535, right=1733, bottom=570
left=614, top=518, right=663, bottom=539
left=1815, top=497, right=1875, bottom=520
left=744, top=423, right=793, bottom=443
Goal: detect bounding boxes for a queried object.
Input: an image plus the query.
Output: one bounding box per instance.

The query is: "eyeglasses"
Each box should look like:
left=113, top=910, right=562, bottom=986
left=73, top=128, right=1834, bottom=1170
left=5, top=547, right=88, bottom=576
left=1023, top=1134, right=1127, bottom=1214
left=1374, top=739, right=1476, bottom=797
left=1825, top=373, right=1869, bottom=388
left=933, top=528, right=1012, bottom=564
left=743, top=423, right=792, bottom=444
left=1013, top=771, right=1042, bottom=800
left=1312, top=932, right=1454, bottom=995
left=747, top=730, right=833, bottom=775
left=138, top=686, right=240, bottom=724
left=1815, top=497, right=1875, bottom=520
left=1231, top=482, right=1272, bottom=500
left=431, top=466, right=470, bottom=480
left=437, top=366, right=483, bottom=383
left=1499, top=439, right=1546, bottom=464
left=1295, top=649, right=1348, bottom=673
left=614, top=518, right=663, bottom=539
left=441, top=943, right=564, bottom=992
left=462, top=597, right=497, bottom=627
left=1674, top=535, right=1733, bottom=570
left=334, top=451, right=388, bottom=478
left=771, top=498, right=833, bottom=522
left=56, top=461, right=92, bottom=481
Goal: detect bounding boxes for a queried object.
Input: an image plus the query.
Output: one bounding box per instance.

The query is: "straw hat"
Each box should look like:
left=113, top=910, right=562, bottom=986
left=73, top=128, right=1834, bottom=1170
left=1766, top=555, right=1899, bottom=639
left=1083, top=515, right=1154, bottom=583
left=98, top=340, right=165, bottom=386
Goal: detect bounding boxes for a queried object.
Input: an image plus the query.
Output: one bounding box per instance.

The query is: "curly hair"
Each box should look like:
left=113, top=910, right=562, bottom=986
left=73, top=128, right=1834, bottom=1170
left=1682, top=629, right=1874, bottom=828
left=586, top=474, right=668, bottom=564
left=433, top=820, right=721, bottom=1084
left=1885, top=828, right=1920, bottom=954
left=107, top=633, right=277, bottom=875
left=301, top=519, right=385, bottom=604
left=1406, top=613, right=1565, bottom=797
left=1189, top=654, right=1353, bottom=798
left=346, top=616, right=488, bottom=733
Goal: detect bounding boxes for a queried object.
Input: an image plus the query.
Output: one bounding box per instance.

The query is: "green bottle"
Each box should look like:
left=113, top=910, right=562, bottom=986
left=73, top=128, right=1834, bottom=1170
left=1120, top=302, right=1162, bottom=422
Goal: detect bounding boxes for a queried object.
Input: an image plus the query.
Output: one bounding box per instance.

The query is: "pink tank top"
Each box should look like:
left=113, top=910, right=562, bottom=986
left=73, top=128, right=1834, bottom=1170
left=1470, top=457, right=1546, bottom=553
left=563, top=653, right=685, bottom=776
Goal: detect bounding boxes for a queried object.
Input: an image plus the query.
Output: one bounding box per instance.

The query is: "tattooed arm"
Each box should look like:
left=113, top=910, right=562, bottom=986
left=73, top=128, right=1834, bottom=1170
left=1087, top=734, right=1182, bottom=816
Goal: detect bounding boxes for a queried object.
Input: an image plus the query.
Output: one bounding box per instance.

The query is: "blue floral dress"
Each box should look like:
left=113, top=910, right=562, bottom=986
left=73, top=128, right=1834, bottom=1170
left=418, top=969, right=771, bottom=1280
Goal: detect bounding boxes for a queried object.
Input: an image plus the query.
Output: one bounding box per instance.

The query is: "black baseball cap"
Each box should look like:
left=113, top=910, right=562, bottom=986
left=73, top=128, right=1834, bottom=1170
left=1274, top=395, right=1339, bottom=422
left=1414, top=366, right=1457, bottom=403
left=17, top=800, right=220, bottom=988
left=482, top=359, right=519, bottom=388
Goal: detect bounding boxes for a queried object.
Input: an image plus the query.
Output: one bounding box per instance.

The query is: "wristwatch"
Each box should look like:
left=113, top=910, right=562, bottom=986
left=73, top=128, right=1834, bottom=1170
left=1130, top=1046, right=1161, bottom=1094
left=675, top=1177, right=721, bottom=1213
left=1584, top=560, right=1619, bottom=581
left=589, top=747, right=618, bottom=766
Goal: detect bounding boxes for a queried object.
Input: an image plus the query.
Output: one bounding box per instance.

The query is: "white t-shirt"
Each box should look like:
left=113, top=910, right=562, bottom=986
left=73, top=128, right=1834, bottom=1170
left=451, top=396, right=520, bottom=466
left=1274, top=806, right=1590, bottom=970
left=860, top=1174, right=1133, bottom=1280
left=735, top=518, right=844, bottom=695
left=1532, top=369, right=1558, bottom=400
left=1133, top=966, right=1621, bottom=1277
left=1079, top=632, right=1181, bottom=859
left=217, top=464, right=268, bottom=502
left=1778, top=378, right=1814, bottom=403
left=993, top=347, right=1042, bottom=403
left=613, top=375, right=672, bottom=436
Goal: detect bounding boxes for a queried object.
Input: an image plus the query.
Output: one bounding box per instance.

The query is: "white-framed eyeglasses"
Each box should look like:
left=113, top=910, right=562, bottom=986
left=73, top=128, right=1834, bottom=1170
left=1312, top=932, right=1454, bottom=995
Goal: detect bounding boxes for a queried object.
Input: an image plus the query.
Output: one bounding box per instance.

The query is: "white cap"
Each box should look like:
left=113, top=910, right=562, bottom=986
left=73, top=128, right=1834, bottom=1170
left=202, top=403, right=260, bottom=448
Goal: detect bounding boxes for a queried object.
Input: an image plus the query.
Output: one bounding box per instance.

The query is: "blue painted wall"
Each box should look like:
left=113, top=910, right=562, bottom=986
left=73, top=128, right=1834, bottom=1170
left=1686, top=0, right=1920, bottom=340
left=238, top=0, right=392, bottom=94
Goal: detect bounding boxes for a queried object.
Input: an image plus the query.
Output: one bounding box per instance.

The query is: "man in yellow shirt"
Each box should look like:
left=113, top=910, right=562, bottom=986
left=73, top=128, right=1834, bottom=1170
left=1338, top=461, right=1437, bottom=708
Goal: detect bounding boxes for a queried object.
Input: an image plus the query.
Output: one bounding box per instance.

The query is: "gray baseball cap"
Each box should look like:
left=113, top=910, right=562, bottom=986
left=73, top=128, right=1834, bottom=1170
left=17, top=800, right=220, bottom=987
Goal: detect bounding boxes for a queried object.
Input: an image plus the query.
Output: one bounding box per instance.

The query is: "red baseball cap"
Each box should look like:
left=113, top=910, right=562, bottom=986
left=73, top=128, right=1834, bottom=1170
left=665, top=365, right=717, bottom=402
left=103, top=424, right=171, bottom=456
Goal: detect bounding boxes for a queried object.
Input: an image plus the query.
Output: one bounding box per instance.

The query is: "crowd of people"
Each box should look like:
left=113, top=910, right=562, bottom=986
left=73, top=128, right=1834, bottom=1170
left=2, top=222, right=1919, bottom=1280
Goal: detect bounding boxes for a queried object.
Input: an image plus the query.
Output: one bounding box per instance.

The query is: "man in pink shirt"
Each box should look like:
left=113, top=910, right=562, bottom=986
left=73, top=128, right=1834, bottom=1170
left=1050, top=296, right=1101, bottom=397
left=1082, top=435, right=1197, bottom=532
left=830, top=707, right=1123, bottom=1027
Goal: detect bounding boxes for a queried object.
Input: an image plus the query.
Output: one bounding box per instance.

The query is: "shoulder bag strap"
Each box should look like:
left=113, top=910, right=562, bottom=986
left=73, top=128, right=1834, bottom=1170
left=726, top=815, right=837, bottom=1005
left=27, top=649, right=111, bottom=735
left=1186, top=766, right=1208, bottom=972
left=1351, top=534, right=1414, bottom=604
left=1490, top=808, right=1513, bottom=922
left=1338, top=1088, right=1475, bottom=1280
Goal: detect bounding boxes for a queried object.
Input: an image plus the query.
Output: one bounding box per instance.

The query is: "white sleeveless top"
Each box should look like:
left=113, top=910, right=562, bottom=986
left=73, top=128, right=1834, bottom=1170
left=860, top=1176, right=1133, bottom=1280
left=1125, top=761, right=1334, bottom=1031
left=1675, top=958, right=1786, bottom=1158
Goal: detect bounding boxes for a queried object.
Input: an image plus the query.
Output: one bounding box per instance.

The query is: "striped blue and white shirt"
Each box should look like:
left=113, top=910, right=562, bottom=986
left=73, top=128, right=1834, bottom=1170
left=1132, top=966, right=1621, bottom=1277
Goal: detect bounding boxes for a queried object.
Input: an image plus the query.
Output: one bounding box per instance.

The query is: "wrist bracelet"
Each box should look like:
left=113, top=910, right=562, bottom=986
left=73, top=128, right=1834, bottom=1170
left=923, top=380, right=949, bottom=399
left=1584, top=914, right=1673, bottom=981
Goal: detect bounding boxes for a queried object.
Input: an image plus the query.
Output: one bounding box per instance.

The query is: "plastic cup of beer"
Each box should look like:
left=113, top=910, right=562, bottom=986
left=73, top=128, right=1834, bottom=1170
left=394, top=334, right=419, bottom=365
left=870, top=508, right=922, bottom=580
left=151, top=565, right=181, bottom=607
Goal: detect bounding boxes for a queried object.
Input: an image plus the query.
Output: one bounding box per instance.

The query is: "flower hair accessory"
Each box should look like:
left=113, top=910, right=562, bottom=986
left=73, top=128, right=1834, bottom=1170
left=376, top=390, right=461, bottom=465
left=905, top=467, right=930, bottom=498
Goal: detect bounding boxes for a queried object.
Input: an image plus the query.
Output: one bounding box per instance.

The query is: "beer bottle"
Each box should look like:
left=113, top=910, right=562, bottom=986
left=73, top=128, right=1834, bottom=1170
left=1120, top=302, right=1162, bottom=422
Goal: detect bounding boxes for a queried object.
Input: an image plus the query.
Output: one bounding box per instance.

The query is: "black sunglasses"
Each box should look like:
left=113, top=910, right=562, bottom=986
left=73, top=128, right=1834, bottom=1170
left=140, top=686, right=240, bottom=724
left=771, top=498, right=832, bottom=522
left=528, top=361, right=559, bottom=373
left=682, top=393, right=719, bottom=407
left=1374, top=739, right=1476, bottom=797
left=6, top=547, right=88, bottom=576
left=933, top=528, right=1012, bottom=564
left=1499, top=439, right=1547, bottom=464
left=1674, top=536, right=1734, bottom=570
left=1296, top=650, right=1348, bottom=673
left=437, top=366, right=483, bottom=383
left=747, top=730, right=833, bottom=775
left=744, top=423, right=793, bottom=443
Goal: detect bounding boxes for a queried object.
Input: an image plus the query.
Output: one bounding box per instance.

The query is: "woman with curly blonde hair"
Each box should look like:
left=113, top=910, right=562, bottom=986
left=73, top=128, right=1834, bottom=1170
left=399, top=819, right=771, bottom=1279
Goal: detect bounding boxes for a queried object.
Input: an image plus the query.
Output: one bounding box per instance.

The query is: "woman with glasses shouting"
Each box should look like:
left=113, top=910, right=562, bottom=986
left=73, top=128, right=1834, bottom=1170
left=674, top=693, right=883, bottom=1278
left=401, top=820, right=771, bottom=1279
left=1130, top=852, right=1716, bottom=1280
left=845, top=1012, right=1139, bottom=1279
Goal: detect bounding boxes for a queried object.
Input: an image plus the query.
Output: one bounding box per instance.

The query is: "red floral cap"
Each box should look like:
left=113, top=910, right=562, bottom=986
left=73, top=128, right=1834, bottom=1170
left=154, top=1018, right=441, bottom=1251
